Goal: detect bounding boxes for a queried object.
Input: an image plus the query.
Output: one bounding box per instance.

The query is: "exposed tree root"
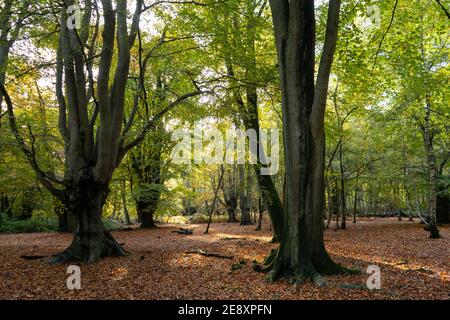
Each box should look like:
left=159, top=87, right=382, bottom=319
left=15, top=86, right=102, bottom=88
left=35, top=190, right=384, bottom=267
left=314, top=249, right=361, bottom=275
left=424, top=225, right=441, bottom=238
left=254, top=246, right=359, bottom=286
left=253, top=248, right=278, bottom=273
left=48, top=230, right=127, bottom=264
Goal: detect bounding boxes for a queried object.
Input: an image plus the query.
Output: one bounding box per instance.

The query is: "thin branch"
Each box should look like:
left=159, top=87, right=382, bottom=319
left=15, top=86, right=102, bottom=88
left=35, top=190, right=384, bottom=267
left=118, top=90, right=208, bottom=161
left=0, top=83, right=66, bottom=198
left=373, top=0, right=399, bottom=68
left=435, top=0, right=450, bottom=19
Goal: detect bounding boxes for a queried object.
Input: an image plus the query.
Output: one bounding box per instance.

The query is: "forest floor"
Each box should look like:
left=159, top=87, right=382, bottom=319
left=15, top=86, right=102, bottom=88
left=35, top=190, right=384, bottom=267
left=0, top=217, right=448, bottom=300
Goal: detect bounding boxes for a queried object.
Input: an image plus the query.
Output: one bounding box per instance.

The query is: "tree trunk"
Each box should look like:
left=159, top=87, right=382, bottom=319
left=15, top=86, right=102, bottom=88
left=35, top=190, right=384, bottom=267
left=333, top=177, right=340, bottom=230
left=121, top=179, right=131, bottom=225
left=338, top=141, right=346, bottom=229
left=0, top=193, right=12, bottom=218
left=137, top=197, right=158, bottom=228
left=225, top=62, right=283, bottom=235
left=225, top=3, right=284, bottom=238
left=238, top=165, right=253, bottom=225
left=131, top=132, right=164, bottom=229
left=204, top=167, right=225, bottom=234
left=227, top=204, right=238, bottom=222
left=436, top=193, right=450, bottom=224
left=221, top=166, right=239, bottom=223
left=352, top=187, right=358, bottom=223
left=266, top=0, right=346, bottom=284
left=404, top=183, right=413, bottom=221
left=51, top=174, right=126, bottom=263
left=422, top=100, right=440, bottom=238
left=436, top=179, right=449, bottom=224
left=255, top=196, right=263, bottom=231
left=325, top=180, right=332, bottom=228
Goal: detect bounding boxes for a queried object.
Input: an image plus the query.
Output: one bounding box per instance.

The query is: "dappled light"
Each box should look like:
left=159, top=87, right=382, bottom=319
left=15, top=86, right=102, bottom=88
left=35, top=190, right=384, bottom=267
left=0, top=0, right=448, bottom=303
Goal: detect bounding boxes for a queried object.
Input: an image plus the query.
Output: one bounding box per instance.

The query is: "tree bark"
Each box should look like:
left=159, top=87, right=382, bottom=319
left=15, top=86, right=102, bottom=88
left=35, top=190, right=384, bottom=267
left=422, top=99, right=440, bottom=238
left=224, top=3, right=284, bottom=237
left=436, top=184, right=450, bottom=224
left=238, top=165, right=253, bottom=225
left=121, top=179, right=131, bottom=225
left=221, top=166, right=239, bottom=223
left=51, top=169, right=126, bottom=263
left=436, top=159, right=449, bottom=223
left=266, top=0, right=347, bottom=284
left=132, top=129, right=164, bottom=229
left=352, top=186, right=358, bottom=223
left=338, top=139, right=346, bottom=229
left=204, top=167, right=225, bottom=234
left=0, top=194, right=13, bottom=218
left=255, top=196, right=263, bottom=231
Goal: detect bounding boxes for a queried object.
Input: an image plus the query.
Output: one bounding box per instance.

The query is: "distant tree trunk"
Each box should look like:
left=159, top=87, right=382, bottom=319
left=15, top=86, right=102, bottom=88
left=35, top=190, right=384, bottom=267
left=132, top=127, right=165, bottom=229
left=121, top=179, right=131, bottom=225
left=436, top=184, right=450, bottom=224
left=325, top=180, right=332, bottom=228
left=255, top=196, right=263, bottom=231
left=352, top=187, right=358, bottom=223
left=205, top=167, right=225, bottom=234
left=19, top=189, right=37, bottom=220
left=238, top=165, right=253, bottom=225
left=421, top=99, right=440, bottom=238
left=404, top=183, right=413, bottom=221
left=54, top=196, right=77, bottom=233
left=221, top=165, right=239, bottom=223
left=111, top=199, right=118, bottom=220
left=0, top=194, right=13, bottom=218
left=226, top=200, right=238, bottom=222
left=338, top=141, right=346, bottom=229
left=333, top=177, right=340, bottom=230
left=225, top=3, right=284, bottom=238
left=412, top=183, right=422, bottom=218
left=137, top=200, right=157, bottom=228
left=225, top=63, right=283, bottom=234
left=436, top=159, right=449, bottom=223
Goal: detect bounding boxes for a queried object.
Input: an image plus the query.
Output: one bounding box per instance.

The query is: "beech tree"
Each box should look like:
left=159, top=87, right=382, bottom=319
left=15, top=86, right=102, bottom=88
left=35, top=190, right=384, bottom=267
left=1, top=0, right=205, bottom=262
left=266, top=0, right=349, bottom=284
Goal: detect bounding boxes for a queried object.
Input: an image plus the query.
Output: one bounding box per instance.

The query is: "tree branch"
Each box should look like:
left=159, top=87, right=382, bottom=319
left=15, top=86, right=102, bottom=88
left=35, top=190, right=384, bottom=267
left=373, top=0, right=399, bottom=68
left=0, top=83, right=66, bottom=198
left=435, top=0, right=450, bottom=19
left=118, top=90, right=208, bottom=162
left=310, top=0, right=342, bottom=136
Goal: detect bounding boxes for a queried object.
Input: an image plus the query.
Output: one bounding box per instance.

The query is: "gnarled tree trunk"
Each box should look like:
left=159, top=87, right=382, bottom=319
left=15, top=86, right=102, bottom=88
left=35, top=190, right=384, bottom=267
left=221, top=165, right=239, bottom=223
left=52, top=168, right=126, bottom=263
left=132, top=130, right=164, bottom=229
